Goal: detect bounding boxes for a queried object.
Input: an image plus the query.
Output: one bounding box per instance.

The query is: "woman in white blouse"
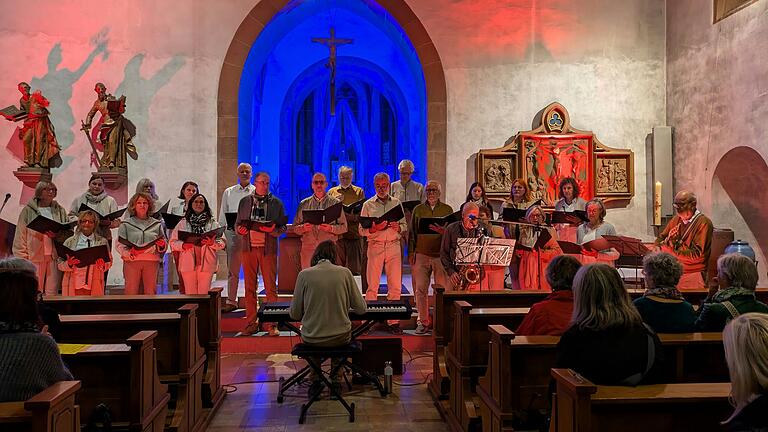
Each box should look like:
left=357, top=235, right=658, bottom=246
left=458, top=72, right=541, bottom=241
left=576, top=199, right=620, bottom=266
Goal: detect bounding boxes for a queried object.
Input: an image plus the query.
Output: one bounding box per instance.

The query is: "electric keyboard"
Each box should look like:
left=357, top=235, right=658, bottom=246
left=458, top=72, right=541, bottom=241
left=257, top=300, right=413, bottom=323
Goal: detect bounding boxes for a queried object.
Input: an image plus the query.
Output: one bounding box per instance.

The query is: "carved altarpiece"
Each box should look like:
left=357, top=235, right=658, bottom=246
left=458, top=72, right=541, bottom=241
left=475, top=102, right=634, bottom=207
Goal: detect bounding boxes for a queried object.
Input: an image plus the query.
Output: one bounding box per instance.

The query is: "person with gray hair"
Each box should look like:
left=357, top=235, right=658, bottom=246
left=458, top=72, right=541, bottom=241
left=633, top=252, right=696, bottom=333
left=694, top=253, right=768, bottom=332
left=409, top=180, right=453, bottom=334
left=13, top=180, right=70, bottom=295
left=390, top=159, right=425, bottom=203
left=655, top=190, right=714, bottom=289
left=516, top=255, right=581, bottom=335
left=360, top=172, right=407, bottom=334
left=218, top=162, right=255, bottom=313
left=555, top=264, right=663, bottom=385
left=328, top=165, right=367, bottom=289
left=576, top=198, right=619, bottom=266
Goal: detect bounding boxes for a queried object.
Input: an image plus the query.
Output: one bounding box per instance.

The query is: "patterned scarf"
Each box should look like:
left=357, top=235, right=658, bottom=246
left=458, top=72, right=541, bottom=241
left=713, top=286, right=756, bottom=302
left=187, top=212, right=210, bottom=234
left=84, top=191, right=108, bottom=204
left=644, top=284, right=684, bottom=300
left=0, top=321, right=39, bottom=334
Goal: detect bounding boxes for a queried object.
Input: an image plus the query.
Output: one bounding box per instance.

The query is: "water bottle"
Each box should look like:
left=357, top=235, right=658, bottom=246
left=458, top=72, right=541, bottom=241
left=383, top=361, right=393, bottom=395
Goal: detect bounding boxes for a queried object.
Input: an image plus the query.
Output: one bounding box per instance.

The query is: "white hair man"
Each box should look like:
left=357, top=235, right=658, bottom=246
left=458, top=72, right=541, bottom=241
left=409, top=180, right=453, bottom=334
left=328, top=165, right=367, bottom=290
left=360, top=172, right=408, bottom=334
left=218, top=162, right=255, bottom=313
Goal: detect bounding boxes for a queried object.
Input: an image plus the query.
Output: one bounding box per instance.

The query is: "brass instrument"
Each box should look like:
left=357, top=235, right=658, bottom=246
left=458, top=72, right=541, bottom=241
left=459, top=264, right=481, bottom=289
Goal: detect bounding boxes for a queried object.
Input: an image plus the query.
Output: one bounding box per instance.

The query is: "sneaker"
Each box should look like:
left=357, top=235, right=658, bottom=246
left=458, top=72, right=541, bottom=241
left=221, top=303, right=237, bottom=313
left=267, top=325, right=280, bottom=337
left=389, top=323, right=404, bottom=335
left=241, top=320, right=260, bottom=336
left=414, top=321, right=431, bottom=335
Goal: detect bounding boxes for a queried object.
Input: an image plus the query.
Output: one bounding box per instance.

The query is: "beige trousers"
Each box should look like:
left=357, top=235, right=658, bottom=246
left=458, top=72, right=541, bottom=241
left=411, top=253, right=447, bottom=325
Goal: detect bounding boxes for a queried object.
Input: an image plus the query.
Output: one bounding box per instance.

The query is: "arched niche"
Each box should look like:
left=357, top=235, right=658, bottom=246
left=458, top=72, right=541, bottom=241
left=216, top=0, right=446, bottom=207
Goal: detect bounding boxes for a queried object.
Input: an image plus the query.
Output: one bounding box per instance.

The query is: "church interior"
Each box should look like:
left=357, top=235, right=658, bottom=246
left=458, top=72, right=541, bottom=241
left=1, top=0, right=768, bottom=431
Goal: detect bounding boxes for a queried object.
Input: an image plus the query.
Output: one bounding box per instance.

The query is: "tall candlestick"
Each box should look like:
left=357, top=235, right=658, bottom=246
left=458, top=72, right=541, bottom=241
left=653, top=181, right=662, bottom=226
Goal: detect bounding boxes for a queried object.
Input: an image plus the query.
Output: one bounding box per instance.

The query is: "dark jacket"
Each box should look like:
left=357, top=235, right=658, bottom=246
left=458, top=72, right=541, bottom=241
left=633, top=296, right=697, bottom=333
left=694, top=288, right=768, bottom=332
left=439, top=220, right=489, bottom=276
left=723, top=393, right=768, bottom=432
left=236, top=193, right=287, bottom=255
left=555, top=323, right=663, bottom=385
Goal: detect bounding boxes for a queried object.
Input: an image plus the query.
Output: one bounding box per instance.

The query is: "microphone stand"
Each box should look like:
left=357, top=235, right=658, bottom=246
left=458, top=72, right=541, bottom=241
left=533, top=222, right=543, bottom=291
left=476, top=225, right=485, bottom=291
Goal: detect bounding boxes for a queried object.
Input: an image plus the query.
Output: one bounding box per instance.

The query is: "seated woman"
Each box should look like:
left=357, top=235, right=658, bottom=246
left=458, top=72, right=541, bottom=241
left=553, top=177, right=586, bottom=243
left=516, top=255, right=581, bottom=335
left=695, top=253, right=768, bottom=332
left=576, top=199, right=620, bottom=266
left=464, top=182, right=494, bottom=220
left=556, top=264, right=663, bottom=385
left=633, top=252, right=696, bottom=333
left=117, top=192, right=167, bottom=295
left=170, top=193, right=226, bottom=294
left=515, top=205, right=561, bottom=291
left=721, top=313, right=768, bottom=432
left=58, top=210, right=111, bottom=296
left=0, top=257, right=73, bottom=402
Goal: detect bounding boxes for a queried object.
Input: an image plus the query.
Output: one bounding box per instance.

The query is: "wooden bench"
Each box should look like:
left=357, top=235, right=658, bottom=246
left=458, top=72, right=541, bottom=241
left=0, top=381, right=81, bottom=432
left=45, top=288, right=223, bottom=410
left=550, top=368, right=731, bottom=432
left=443, top=301, right=529, bottom=432
left=57, top=305, right=206, bottom=432
left=61, top=331, right=170, bottom=432
left=477, top=326, right=729, bottom=432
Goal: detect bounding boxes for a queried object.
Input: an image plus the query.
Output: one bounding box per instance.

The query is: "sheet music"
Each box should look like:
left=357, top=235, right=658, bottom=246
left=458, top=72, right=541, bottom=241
left=455, top=237, right=515, bottom=266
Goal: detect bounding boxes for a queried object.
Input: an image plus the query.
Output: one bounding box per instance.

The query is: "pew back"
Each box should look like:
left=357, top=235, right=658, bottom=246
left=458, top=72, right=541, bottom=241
left=0, top=381, right=81, bottom=432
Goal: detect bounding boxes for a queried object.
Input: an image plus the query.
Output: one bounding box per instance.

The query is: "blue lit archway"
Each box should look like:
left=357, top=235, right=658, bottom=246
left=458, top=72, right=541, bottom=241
left=237, top=0, right=427, bottom=217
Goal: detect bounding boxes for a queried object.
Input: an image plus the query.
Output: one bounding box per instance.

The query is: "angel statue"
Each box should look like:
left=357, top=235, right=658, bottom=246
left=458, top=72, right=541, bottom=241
left=1, top=82, right=62, bottom=169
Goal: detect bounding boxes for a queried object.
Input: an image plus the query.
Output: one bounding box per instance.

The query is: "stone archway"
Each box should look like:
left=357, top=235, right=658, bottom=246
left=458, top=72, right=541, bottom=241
left=216, top=0, right=447, bottom=200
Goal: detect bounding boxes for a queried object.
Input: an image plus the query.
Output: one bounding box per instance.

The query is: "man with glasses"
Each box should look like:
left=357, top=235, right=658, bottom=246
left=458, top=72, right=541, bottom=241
left=293, top=172, right=348, bottom=269
left=360, top=172, right=408, bottom=334
left=219, top=162, right=255, bottom=313
left=236, top=172, right=287, bottom=335
left=409, top=180, right=453, bottom=335
left=656, top=191, right=713, bottom=289
left=328, top=166, right=367, bottom=289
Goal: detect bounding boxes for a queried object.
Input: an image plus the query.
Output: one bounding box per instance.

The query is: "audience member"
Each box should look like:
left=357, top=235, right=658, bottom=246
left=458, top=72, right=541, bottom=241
left=695, top=254, right=768, bottom=332
left=516, top=255, right=581, bottom=335
left=0, top=257, right=73, bottom=402
left=556, top=264, right=663, bottom=385
left=721, top=312, right=768, bottom=432
left=633, top=252, right=696, bottom=333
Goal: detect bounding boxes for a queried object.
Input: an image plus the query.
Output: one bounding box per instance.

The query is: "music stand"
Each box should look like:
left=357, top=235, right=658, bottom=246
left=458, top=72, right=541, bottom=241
left=603, top=235, right=651, bottom=288
left=455, top=237, right=515, bottom=290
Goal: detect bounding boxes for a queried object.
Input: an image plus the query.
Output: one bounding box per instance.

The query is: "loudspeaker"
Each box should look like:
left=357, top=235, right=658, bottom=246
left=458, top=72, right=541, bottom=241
left=652, top=126, right=674, bottom=216
left=351, top=337, right=403, bottom=375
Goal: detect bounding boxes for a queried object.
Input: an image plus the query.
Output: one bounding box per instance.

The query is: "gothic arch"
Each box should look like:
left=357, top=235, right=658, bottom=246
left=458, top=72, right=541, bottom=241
left=216, top=0, right=447, bottom=200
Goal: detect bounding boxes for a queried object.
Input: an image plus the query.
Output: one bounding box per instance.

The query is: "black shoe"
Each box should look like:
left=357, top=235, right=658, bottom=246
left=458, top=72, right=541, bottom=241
left=389, top=324, right=403, bottom=335
left=308, top=380, right=324, bottom=400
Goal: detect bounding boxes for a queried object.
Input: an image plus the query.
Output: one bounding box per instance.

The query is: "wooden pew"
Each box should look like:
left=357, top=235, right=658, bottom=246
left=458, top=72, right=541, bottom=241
left=0, top=381, right=81, bottom=432
left=428, top=285, right=762, bottom=401
left=61, top=331, right=170, bottom=431
left=550, top=368, right=731, bottom=432
left=57, top=305, right=206, bottom=432
left=476, top=326, right=729, bottom=432
left=443, top=302, right=529, bottom=432
left=45, top=288, right=223, bottom=410
left=431, top=286, right=548, bottom=401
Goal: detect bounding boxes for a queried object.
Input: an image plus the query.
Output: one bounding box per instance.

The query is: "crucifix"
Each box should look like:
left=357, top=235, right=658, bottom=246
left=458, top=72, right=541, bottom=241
left=312, top=27, right=353, bottom=116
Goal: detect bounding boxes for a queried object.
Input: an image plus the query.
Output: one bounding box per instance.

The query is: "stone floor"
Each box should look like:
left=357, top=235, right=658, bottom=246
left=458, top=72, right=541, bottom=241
left=208, top=350, right=445, bottom=431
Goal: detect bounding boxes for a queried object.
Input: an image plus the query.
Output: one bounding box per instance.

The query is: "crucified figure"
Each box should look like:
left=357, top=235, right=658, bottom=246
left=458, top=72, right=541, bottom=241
left=312, top=27, right=352, bottom=116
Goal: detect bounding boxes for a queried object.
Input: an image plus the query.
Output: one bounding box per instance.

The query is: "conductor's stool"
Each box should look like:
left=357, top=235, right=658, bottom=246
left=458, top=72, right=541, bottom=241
left=289, top=341, right=386, bottom=424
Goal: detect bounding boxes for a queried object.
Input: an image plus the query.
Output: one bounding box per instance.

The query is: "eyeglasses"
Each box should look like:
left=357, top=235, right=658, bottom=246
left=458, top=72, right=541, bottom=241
left=425, top=188, right=439, bottom=192
left=312, top=181, right=326, bottom=184
left=255, top=180, right=270, bottom=185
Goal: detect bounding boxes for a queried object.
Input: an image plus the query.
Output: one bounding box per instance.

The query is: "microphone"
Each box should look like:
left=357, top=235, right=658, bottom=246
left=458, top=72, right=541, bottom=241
left=0, top=193, right=9, bottom=215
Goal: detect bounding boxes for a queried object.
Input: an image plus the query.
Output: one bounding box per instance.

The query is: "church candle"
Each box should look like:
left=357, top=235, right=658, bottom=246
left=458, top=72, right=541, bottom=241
left=653, top=181, right=662, bottom=226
